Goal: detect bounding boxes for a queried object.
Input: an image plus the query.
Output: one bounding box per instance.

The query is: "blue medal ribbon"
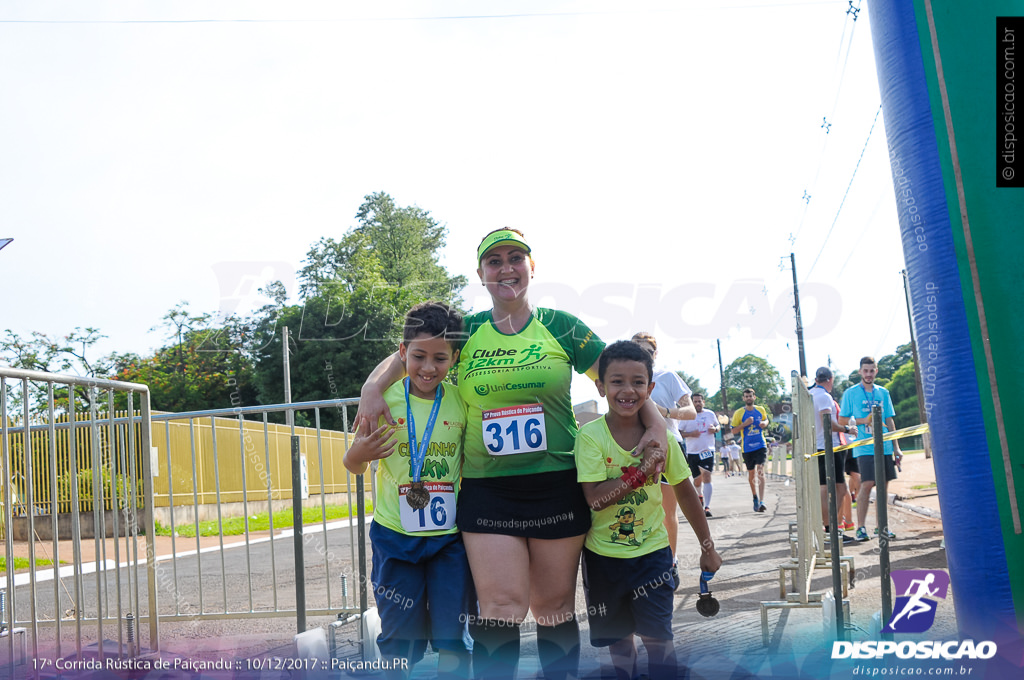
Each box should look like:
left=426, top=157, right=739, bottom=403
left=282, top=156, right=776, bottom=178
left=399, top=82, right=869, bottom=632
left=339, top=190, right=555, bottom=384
left=405, top=378, right=444, bottom=484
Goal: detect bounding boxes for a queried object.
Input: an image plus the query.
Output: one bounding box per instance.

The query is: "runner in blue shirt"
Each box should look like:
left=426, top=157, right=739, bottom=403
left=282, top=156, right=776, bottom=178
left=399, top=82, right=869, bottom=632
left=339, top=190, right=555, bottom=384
left=839, top=356, right=902, bottom=541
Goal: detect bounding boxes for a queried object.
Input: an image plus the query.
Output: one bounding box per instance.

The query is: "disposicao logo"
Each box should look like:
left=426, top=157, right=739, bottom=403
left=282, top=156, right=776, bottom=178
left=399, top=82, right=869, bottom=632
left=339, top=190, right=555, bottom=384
left=830, top=568, right=998, bottom=661
left=883, top=569, right=949, bottom=634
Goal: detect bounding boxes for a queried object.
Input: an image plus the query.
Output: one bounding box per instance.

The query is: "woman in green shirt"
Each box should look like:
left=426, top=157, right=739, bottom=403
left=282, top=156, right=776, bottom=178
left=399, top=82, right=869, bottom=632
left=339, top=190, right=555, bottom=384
left=355, top=228, right=673, bottom=679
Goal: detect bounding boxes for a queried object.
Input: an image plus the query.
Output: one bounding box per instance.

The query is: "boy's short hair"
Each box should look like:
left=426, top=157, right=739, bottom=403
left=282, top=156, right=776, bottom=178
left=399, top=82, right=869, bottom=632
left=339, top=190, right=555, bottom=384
left=692, top=392, right=704, bottom=399
left=860, top=356, right=877, bottom=367
left=402, top=302, right=464, bottom=348
left=598, top=340, right=653, bottom=382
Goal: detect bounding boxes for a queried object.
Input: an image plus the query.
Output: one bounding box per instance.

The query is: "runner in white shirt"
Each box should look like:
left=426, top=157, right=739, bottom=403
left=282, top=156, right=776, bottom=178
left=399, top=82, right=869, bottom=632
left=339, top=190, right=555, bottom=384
left=678, top=393, right=720, bottom=517
left=727, top=442, right=743, bottom=475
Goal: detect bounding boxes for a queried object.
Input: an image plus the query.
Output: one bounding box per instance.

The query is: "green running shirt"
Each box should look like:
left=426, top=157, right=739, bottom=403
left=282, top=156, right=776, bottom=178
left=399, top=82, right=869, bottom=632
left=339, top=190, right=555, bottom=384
left=574, top=417, right=690, bottom=558
left=457, top=308, right=605, bottom=478
left=373, top=381, right=467, bottom=536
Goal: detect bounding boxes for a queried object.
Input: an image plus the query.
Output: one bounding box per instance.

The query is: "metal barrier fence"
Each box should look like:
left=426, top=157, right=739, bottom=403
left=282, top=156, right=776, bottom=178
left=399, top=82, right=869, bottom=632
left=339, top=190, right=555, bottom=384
left=151, top=410, right=354, bottom=526
left=760, top=371, right=852, bottom=646
left=0, top=411, right=354, bottom=527
left=0, top=367, right=156, bottom=670
left=147, top=399, right=371, bottom=629
left=1, top=365, right=374, bottom=671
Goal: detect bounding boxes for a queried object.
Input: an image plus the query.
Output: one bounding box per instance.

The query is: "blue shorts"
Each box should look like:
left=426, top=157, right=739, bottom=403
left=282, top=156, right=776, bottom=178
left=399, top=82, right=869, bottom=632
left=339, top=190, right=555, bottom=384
left=581, top=547, right=675, bottom=646
left=369, top=521, right=473, bottom=664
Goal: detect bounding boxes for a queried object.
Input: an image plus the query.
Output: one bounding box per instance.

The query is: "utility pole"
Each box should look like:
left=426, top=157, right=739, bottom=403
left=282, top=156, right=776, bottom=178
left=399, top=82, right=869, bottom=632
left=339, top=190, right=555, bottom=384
left=717, top=339, right=728, bottom=412
left=282, top=326, right=294, bottom=429
left=282, top=325, right=304, bottom=633
left=901, top=270, right=931, bottom=458
left=790, top=253, right=808, bottom=379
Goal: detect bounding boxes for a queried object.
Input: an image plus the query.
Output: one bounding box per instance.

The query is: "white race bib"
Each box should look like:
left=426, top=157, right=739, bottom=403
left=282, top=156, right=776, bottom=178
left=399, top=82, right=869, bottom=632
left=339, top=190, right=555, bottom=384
left=399, top=482, right=456, bottom=532
left=699, top=449, right=715, bottom=460
left=481, top=403, right=547, bottom=456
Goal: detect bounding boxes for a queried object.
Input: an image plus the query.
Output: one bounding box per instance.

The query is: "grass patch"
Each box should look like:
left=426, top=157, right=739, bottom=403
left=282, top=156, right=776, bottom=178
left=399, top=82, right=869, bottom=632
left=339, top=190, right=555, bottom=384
left=911, top=482, right=937, bottom=491
left=0, top=557, right=56, bottom=572
left=154, top=502, right=373, bottom=538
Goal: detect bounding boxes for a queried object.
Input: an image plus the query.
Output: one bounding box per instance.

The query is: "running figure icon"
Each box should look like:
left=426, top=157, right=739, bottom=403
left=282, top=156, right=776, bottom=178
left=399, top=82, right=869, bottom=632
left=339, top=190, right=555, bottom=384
left=887, top=573, right=938, bottom=627
left=883, top=569, right=950, bottom=634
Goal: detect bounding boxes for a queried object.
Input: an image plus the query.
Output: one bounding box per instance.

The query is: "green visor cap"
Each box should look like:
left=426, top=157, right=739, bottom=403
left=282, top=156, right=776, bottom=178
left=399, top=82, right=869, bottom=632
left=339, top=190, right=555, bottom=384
left=477, top=229, right=531, bottom=262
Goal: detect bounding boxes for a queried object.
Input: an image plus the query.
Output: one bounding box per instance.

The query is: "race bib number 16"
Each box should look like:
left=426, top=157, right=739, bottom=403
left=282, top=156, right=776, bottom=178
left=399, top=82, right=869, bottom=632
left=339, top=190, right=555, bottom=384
left=399, top=482, right=456, bottom=532
left=482, top=403, right=547, bottom=456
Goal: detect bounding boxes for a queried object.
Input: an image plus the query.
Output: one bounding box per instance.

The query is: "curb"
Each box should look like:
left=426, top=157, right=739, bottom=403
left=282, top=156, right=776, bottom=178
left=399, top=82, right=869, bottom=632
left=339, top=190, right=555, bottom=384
left=892, top=498, right=942, bottom=520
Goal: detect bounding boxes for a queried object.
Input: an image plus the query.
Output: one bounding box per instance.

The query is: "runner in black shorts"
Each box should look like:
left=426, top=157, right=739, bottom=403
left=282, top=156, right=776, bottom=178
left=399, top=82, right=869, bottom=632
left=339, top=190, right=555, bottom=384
left=731, top=388, right=770, bottom=513
left=678, top=393, right=719, bottom=518
left=811, top=367, right=857, bottom=540
left=685, top=453, right=716, bottom=480
left=742, top=447, right=767, bottom=470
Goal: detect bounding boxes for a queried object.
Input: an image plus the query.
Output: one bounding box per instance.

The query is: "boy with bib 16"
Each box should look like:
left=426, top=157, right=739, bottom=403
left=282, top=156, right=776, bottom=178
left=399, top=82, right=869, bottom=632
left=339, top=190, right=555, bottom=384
left=343, top=302, right=471, bottom=680
left=574, top=341, right=722, bottom=680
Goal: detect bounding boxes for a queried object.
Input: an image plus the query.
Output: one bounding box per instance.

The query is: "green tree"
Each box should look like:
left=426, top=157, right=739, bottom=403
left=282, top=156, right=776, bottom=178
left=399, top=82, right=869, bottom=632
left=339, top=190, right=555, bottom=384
left=253, top=194, right=467, bottom=430
left=0, top=327, right=112, bottom=415
left=298, top=192, right=467, bottom=303
left=676, top=371, right=706, bottom=400
left=112, top=304, right=259, bottom=413
left=714, top=354, right=785, bottom=414
left=354, top=192, right=466, bottom=295
left=253, top=253, right=422, bottom=430
left=877, top=343, right=913, bottom=382
left=886, top=360, right=921, bottom=429
left=834, top=370, right=854, bottom=404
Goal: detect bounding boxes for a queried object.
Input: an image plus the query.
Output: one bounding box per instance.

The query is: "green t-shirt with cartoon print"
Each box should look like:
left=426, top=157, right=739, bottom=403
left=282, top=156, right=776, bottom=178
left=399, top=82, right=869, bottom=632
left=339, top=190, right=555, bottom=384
left=574, top=417, right=690, bottom=558
left=457, top=308, right=605, bottom=478
left=373, top=380, right=467, bottom=537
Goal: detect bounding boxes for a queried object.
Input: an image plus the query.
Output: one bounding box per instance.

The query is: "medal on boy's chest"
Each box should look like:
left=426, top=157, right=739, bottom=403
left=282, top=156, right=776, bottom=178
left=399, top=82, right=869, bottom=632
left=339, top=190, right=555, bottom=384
left=404, top=377, right=443, bottom=510
left=406, top=481, right=430, bottom=510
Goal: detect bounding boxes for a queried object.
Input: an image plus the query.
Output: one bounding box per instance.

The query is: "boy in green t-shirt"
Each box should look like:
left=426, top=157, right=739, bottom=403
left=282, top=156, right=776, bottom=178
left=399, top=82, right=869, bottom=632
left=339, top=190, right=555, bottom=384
left=574, top=341, right=722, bottom=680
left=343, top=302, right=470, bottom=680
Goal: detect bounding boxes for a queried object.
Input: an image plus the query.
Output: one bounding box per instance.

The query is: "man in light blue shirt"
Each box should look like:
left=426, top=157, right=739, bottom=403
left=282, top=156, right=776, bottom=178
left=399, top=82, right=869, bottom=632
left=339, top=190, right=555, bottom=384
left=839, top=356, right=902, bottom=541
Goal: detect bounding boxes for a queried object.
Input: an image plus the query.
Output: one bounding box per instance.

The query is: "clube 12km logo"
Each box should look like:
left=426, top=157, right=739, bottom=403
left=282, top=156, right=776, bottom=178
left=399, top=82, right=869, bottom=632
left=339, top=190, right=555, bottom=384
left=832, top=570, right=997, bottom=660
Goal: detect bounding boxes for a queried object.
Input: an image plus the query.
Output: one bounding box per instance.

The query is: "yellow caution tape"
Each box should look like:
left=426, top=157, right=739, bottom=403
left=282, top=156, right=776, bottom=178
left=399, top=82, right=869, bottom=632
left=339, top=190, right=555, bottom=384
left=806, top=422, right=930, bottom=458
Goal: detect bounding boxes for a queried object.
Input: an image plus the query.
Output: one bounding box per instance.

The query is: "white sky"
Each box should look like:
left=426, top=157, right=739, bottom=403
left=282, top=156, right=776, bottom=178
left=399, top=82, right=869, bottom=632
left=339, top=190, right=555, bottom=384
left=0, top=0, right=911, bottom=407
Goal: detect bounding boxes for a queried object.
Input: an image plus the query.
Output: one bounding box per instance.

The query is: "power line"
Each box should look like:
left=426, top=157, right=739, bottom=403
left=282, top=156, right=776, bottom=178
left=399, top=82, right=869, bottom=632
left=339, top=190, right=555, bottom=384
left=835, top=191, right=885, bottom=277
left=0, top=2, right=851, bottom=25
left=802, top=103, right=882, bottom=281
left=786, top=0, right=863, bottom=248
